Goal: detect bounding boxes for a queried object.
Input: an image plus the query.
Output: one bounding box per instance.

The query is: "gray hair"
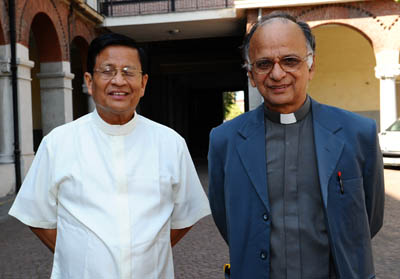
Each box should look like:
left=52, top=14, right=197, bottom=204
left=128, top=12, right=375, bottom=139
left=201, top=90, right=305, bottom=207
left=241, top=12, right=316, bottom=71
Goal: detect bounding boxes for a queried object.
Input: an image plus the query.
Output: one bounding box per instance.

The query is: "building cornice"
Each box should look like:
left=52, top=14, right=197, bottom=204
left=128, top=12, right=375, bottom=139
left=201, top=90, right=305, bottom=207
left=234, top=0, right=369, bottom=9
left=63, top=0, right=104, bottom=24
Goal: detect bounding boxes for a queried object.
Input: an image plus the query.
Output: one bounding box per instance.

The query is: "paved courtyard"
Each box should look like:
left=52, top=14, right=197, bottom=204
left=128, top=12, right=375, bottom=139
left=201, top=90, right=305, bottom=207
left=0, top=166, right=399, bottom=279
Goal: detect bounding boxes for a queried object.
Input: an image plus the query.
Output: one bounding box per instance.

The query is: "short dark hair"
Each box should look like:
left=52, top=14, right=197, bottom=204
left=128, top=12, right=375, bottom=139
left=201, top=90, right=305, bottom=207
left=241, top=11, right=316, bottom=68
left=86, top=33, right=148, bottom=75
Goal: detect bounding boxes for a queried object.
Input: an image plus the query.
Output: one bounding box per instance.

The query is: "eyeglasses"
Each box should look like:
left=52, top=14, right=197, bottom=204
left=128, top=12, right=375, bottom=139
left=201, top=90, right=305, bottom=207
left=249, top=53, right=312, bottom=75
left=94, top=65, right=143, bottom=80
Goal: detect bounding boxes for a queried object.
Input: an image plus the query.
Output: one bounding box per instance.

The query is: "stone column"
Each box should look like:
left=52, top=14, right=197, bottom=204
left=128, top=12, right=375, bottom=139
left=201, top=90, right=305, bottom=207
left=248, top=79, right=263, bottom=110
left=0, top=44, right=15, bottom=197
left=0, top=45, right=14, bottom=165
left=0, top=44, right=35, bottom=196
left=375, top=50, right=400, bottom=131
left=37, top=62, right=74, bottom=136
left=17, top=44, right=36, bottom=181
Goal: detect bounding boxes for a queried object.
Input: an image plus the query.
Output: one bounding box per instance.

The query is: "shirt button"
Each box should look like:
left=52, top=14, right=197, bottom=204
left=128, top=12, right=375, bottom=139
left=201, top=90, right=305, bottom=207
left=263, top=213, right=269, bottom=221
left=260, top=251, right=267, bottom=260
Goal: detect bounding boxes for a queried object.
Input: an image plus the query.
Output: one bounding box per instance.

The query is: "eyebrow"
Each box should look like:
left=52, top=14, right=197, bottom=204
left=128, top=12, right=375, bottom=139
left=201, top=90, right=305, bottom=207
left=258, top=54, right=303, bottom=60
left=99, top=63, right=139, bottom=69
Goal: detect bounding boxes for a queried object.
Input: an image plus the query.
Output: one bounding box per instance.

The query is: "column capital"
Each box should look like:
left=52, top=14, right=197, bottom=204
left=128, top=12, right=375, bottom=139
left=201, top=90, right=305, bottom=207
left=375, top=64, right=400, bottom=80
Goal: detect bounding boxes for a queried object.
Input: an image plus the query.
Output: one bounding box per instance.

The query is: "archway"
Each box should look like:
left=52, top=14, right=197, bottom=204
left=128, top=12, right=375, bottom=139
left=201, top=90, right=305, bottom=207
left=308, top=24, right=380, bottom=125
left=29, top=12, right=62, bottom=150
left=30, top=13, right=62, bottom=62
left=29, top=12, right=73, bottom=138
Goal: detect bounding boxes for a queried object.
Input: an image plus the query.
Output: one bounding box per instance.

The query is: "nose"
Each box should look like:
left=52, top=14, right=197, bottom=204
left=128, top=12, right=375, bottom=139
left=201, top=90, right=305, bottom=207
left=111, top=70, right=127, bottom=85
left=269, top=62, right=286, bottom=81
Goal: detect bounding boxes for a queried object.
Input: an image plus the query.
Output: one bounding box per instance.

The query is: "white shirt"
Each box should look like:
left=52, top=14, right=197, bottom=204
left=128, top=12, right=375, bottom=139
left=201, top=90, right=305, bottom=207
left=9, top=110, right=211, bottom=279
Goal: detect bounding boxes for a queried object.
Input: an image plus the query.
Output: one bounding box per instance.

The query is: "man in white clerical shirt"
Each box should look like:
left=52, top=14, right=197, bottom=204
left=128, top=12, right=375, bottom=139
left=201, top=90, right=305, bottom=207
left=9, top=33, right=211, bottom=279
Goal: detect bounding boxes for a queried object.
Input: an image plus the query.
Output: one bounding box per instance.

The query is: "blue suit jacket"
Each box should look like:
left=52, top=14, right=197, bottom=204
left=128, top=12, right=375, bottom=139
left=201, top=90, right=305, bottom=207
left=208, top=98, right=384, bottom=279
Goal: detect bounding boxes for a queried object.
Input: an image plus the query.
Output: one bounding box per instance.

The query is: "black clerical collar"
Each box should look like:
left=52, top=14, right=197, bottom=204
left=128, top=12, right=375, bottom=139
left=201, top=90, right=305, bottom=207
left=264, top=96, right=311, bottom=124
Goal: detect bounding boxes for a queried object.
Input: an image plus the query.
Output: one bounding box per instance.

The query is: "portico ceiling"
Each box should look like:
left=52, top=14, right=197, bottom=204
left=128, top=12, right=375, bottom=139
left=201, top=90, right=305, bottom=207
left=100, top=8, right=246, bottom=42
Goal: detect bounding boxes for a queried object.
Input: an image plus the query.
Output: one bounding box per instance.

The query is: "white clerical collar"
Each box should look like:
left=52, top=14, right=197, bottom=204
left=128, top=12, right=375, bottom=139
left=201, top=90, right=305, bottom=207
left=92, top=109, right=138, bottom=136
left=264, top=96, right=311, bottom=125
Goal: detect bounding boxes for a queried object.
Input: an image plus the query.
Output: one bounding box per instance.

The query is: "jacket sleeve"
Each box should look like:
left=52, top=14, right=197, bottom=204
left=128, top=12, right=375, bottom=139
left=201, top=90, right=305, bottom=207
left=363, top=121, right=385, bottom=238
left=208, top=128, right=229, bottom=244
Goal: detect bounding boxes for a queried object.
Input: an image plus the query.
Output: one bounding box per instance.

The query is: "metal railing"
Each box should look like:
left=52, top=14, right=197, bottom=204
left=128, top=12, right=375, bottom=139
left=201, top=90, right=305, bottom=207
left=99, top=0, right=233, bottom=16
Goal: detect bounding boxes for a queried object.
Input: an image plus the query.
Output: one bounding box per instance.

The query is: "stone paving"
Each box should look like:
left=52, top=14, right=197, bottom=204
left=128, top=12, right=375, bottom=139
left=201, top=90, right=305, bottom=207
left=0, top=166, right=399, bottom=279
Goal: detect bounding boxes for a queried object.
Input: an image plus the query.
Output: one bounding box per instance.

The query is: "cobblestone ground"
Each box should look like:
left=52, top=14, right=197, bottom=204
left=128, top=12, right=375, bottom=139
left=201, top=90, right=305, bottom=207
left=0, top=166, right=398, bottom=279
left=371, top=167, right=400, bottom=279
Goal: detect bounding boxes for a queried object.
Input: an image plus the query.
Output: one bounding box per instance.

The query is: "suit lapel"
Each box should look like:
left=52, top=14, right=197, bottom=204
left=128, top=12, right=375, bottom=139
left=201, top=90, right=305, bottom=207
left=236, top=105, right=269, bottom=211
left=312, top=99, right=344, bottom=207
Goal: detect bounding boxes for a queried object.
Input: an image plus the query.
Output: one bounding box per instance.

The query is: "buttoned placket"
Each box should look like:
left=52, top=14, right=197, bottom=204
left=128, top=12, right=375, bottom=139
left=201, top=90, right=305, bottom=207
left=283, top=124, right=301, bottom=279
left=111, top=134, right=132, bottom=278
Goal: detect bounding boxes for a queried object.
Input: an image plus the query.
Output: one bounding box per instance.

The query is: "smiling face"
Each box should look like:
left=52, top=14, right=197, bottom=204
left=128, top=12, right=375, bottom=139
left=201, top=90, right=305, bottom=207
left=248, top=19, right=315, bottom=113
left=84, top=45, right=148, bottom=124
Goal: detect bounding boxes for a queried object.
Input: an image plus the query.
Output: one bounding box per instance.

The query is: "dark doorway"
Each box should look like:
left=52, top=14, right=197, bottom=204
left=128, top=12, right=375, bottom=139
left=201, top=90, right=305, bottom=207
left=139, top=36, right=247, bottom=160
left=70, top=37, right=89, bottom=120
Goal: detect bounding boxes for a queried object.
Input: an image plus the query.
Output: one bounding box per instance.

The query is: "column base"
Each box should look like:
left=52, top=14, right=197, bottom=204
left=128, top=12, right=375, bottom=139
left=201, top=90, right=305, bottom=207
left=0, top=163, right=16, bottom=197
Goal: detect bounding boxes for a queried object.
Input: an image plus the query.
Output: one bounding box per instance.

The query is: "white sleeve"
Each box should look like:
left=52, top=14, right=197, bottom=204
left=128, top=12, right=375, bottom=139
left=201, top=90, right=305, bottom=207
left=8, top=136, right=58, bottom=229
left=170, top=139, right=211, bottom=229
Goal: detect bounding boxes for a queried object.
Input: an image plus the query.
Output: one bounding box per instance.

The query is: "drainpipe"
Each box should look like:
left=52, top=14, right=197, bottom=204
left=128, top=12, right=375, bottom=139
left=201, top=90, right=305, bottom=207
left=8, top=0, right=22, bottom=192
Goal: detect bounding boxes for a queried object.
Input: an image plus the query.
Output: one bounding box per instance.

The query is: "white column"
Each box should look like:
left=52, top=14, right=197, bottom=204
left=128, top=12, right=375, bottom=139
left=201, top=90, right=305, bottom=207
left=0, top=45, right=14, bottom=164
left=375, top=63, right=400, bottom=131
left=0, top=44, right=15, bottom=197
left=248, top=78, right=263, bottom=110
left=37, top=62, right=74, bottom=136
left=375, top=50, right=400, bottom=131
left=0, top=44, right=35, bottom=196
left=16, top=44, right=36, bottom=185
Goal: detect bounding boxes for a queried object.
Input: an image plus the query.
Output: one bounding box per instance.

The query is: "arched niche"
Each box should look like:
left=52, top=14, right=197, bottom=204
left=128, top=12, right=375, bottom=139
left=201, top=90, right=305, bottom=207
left=308, top=23, right=380, bottom=123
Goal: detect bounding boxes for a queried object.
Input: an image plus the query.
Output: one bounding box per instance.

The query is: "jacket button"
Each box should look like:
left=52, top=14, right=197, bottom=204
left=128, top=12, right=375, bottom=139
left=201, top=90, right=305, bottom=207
left=260, top=251, right=267, bottom=260
left=263, top=213, right=269, bottom=221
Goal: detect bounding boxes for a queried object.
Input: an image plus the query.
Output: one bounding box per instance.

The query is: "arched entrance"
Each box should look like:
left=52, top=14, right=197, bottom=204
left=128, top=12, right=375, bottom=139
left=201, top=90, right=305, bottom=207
left=29, top=12, right=73, bottom=140
left=308, top=24, right=380, bottom=127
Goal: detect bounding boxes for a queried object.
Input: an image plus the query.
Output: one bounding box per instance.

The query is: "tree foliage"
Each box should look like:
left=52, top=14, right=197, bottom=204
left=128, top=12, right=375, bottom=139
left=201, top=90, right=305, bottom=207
left=223, top=92, right=243, bottom=121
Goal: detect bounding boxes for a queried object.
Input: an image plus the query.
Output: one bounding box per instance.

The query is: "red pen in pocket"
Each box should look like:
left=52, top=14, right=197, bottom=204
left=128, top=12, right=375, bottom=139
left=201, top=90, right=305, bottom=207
left=337, top=171, right=344, bottom=194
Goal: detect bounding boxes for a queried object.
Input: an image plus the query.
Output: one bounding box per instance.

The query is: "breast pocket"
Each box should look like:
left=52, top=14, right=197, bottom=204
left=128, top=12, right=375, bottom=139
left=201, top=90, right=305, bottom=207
left=329, top=176, right=369, bottom=241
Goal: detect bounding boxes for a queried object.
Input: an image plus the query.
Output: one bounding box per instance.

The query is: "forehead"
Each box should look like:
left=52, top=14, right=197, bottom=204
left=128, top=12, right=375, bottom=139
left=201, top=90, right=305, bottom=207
left=249, top=19, right=308, bottom=58
left=96, top=45, right=140, bottom=66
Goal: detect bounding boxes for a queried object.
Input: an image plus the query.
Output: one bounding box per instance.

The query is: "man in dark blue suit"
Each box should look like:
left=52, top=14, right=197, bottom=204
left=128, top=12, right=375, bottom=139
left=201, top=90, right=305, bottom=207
left=208, top=12, right=384, bottom=279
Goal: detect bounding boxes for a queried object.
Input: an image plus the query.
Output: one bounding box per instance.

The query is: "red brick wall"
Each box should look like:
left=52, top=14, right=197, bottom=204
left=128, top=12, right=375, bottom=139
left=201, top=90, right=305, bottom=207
left=0, top=0, right=7, bottom=45
left=246, top=0, right=400, bottom=53
left=16, top=0, right=98, bottom=61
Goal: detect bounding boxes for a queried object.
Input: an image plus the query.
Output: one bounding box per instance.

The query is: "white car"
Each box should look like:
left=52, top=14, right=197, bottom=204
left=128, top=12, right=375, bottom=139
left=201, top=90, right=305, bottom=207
left=379, top=119, right=400, bottom=166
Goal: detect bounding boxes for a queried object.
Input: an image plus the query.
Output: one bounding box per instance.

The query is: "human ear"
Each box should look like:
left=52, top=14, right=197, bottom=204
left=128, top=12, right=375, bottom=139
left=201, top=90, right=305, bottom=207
left=84, top=72, right=93, bottom=96
left=308, top=56, right=316, bottom=80
left=248, top=71, right=257, bottom=87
